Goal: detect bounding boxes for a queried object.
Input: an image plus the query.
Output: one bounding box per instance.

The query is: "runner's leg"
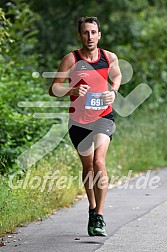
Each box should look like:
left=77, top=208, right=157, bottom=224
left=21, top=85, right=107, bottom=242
left=93, top=133, right=110, bottom=215
left=79, top=148, right=96, bottom=209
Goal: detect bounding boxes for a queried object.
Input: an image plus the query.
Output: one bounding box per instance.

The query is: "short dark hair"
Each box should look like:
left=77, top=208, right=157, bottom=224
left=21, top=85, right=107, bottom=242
left=77, top=16, right=101, bottom=34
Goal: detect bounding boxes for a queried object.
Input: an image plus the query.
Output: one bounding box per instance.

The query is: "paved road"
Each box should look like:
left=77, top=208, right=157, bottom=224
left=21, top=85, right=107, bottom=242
left=1, top=167, right=167, bottom=252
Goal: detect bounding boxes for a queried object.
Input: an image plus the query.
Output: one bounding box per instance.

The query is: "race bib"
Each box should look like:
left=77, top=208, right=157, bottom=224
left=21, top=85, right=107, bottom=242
left=85, top=92, right=108, bottom=110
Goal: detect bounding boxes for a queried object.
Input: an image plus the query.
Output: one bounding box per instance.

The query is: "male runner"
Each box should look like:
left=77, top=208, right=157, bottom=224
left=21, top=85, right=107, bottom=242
left=49, top=16, right=122, bottom=236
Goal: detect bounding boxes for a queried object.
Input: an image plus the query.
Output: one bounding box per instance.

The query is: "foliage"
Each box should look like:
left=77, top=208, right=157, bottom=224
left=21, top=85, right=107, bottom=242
left=0, top=144, right=81, bottom=234
left=106, top=104, right=167, bottom=177
left=0, top=1, right=53, bottom=173
left=104, top=3, right=167, bottom=108
left=0, top=7, right=12, bottom=53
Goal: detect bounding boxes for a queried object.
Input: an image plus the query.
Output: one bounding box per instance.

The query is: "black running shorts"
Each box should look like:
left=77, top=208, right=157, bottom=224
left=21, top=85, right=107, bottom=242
left=68, top=112, right=115, bottom=152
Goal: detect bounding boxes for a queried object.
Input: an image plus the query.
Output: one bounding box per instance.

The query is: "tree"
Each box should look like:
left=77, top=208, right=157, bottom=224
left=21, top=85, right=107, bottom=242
left=0, top=1, right=52, bottom=173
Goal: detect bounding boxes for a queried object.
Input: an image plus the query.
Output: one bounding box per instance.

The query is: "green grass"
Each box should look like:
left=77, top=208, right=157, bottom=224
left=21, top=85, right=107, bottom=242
left=0, top=106, right=167, bottom=234
left=0, top=144, right=82, bottom=234
left=106, top=105, right=167, bottom=177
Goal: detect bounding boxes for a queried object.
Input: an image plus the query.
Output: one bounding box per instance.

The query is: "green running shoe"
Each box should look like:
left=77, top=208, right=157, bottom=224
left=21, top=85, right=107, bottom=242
left=94, top=215, right=107, bottom=236
left=88, top=212, right=97, bottom=236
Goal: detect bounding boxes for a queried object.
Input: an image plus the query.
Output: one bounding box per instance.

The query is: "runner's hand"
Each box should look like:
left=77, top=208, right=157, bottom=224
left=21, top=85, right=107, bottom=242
left=73, top=84, right=90, bottom=96
left=102, top=91, right=116, bottom=104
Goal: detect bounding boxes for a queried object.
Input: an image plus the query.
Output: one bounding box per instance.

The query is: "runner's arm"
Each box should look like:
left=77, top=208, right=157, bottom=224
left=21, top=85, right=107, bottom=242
left=107, top=52, right=122, bottom=91
left=102, top=51, right=122, bottom=104
left=49, top=53, right=76, bottom=97
left=49, top=53, right=90, bottom=97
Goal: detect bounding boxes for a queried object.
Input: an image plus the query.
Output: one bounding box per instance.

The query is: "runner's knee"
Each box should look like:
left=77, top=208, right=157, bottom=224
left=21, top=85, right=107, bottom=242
left=94, top=158, right=105, bottom=171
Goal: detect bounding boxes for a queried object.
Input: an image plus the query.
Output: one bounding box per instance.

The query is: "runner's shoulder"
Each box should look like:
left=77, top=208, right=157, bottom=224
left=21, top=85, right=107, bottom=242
left=60, top=52, right=75, bottom=69
left=103, top=49, right=118, bottom=63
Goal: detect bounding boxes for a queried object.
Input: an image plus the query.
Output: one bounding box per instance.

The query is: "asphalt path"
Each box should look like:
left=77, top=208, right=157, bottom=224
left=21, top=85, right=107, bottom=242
left=1, top=167, right=167, bottom=252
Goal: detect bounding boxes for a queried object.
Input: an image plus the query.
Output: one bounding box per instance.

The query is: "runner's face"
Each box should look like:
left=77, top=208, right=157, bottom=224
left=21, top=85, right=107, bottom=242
left=79, top=22, right=101, bottom=51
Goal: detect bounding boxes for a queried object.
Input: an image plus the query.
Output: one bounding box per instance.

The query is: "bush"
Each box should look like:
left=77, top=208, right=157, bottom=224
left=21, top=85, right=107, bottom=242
left=0, top=2, right=53, bottom=173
